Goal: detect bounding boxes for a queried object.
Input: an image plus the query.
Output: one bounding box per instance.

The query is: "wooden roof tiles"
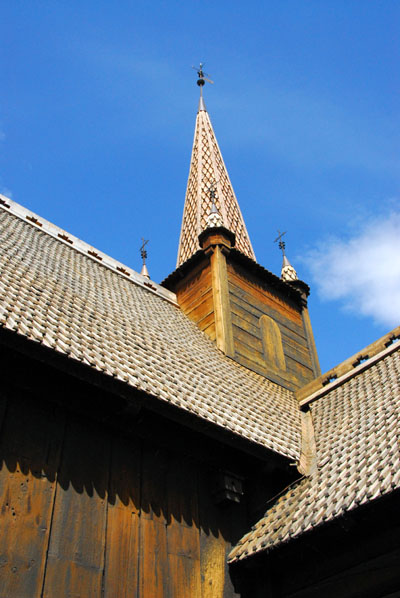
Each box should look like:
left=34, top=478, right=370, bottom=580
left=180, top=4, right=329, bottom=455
left=229, top=342, right=400, bottom=561
left=0, top=203, right=301, bottom=461
left=176, top=104, right=255, bottom=267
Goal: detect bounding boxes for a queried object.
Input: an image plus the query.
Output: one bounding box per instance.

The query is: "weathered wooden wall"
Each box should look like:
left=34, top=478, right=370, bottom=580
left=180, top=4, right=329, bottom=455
left=0, top=373, right=252, bottom=597
left=171, top=250, right=317, bottom=391
left=226, top=261, right=315, bottom=390
left=174, top=257, right=216, bottom=342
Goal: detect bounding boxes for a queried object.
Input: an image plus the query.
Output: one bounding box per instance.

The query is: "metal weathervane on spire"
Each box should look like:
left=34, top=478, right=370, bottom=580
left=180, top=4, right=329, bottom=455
left=274, top=230, right=298, bottom=282
left=140, top=238, right=150, bottom=279
left=193, top=63, right=214, bottom=88
left=274, top=230, right=287, bottom=257
left=192, top=63, right=213, bottom=111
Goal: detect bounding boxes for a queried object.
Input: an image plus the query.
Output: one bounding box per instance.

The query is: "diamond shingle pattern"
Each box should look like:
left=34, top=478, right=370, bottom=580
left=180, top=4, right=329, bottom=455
left=229, top=347, right=400, bottom=561
left=177, top=107, right=256, bottom=267
left=0, top=208, right=300, bottom=460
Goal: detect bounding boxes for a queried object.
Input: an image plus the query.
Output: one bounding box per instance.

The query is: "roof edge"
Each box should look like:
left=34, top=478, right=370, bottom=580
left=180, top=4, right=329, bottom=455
left=0, top=324, right=296, bottom=466
left=0, top=194, right=178, bottom=307
left=297, top=325, right=400, bottom=406
left=162, top=245, right=307, bottom=306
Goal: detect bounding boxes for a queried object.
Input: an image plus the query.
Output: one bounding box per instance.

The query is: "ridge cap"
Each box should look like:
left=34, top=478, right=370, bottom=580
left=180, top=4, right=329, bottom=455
left=0, top=194, right=178, bottom=306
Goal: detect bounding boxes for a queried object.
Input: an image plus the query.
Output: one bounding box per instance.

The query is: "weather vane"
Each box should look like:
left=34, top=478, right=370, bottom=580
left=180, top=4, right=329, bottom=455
left=192, top=63, right=214, bottom=90
left=274, top=230, right=287, bottom=257
left=206, top=181, right=218, bottom=202
left=140, top=238, right=149, bottom=265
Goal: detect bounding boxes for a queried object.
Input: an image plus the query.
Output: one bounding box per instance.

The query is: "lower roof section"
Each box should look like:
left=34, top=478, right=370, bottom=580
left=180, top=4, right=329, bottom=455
left=0, top=202, right=301, bottom=461
left=229, top=340, right=400, bottom=561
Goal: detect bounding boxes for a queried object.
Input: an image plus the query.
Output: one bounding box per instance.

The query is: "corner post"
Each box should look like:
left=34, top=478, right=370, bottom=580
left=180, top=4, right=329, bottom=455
left=199, top=227, right=235, bottom=358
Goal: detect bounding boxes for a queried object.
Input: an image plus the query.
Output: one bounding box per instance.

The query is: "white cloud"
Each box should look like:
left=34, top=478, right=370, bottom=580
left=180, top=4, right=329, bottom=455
left=304, top=211, right=400, bottom=328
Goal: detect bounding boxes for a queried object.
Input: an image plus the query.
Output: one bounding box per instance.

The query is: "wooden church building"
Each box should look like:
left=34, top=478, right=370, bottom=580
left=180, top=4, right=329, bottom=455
left=0, top=74, right=399, bottom=597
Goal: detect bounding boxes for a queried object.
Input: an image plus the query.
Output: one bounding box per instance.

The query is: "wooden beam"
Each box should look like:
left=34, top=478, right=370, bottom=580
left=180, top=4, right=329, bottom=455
left=297, top=325, right=400, bottom=405
left=210, top=246, right=235, bottom=357
left=301, top=306, right=321, bottom=378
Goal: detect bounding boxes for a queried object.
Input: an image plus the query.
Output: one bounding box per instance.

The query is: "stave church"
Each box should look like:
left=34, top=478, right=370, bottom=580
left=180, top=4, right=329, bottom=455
left=0, top=70, right=399, bottom=597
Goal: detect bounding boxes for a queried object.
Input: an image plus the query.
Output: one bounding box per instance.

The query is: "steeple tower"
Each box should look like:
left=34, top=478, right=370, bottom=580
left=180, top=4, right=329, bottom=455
left=177, top=65, right=255, bottom=267
left=164, top=74, right=320, bottom=391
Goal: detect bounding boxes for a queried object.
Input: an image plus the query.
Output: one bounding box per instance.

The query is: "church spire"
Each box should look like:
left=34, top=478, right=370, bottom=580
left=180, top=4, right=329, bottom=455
left=176, top=66, right=256, bottom=267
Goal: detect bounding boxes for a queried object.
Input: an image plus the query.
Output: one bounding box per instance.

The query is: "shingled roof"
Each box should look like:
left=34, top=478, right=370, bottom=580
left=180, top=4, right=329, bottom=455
left=0, top=199, right=301, bottom=461
left=229, top=340, right=400, bottom=561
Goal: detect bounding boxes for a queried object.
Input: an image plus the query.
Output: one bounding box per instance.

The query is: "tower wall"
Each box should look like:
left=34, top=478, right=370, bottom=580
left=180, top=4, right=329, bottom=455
left=226, top=259, right=316, bottom=390
left=173, top=257, right=216, bottom=342
left=166, top=239, right=319, bottom=392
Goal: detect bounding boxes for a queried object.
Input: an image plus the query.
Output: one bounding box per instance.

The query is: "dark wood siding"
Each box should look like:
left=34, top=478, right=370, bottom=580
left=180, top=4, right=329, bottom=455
left=175, top=258, right=216, bottom=342
left=227, top=262, right=315, bottom=390
left=0, top=368, right=258, bottom=598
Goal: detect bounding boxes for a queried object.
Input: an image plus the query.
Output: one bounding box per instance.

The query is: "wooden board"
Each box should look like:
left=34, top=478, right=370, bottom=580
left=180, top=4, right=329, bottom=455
left=229, top=286, right=305, bottom=340
left=138, top=445, right=169, bottom=598
left=231, top=322, right=313, bottom=389
left=42, top=417, right=109, bottom=598
left=198, top=466, right=227, bottom=598
left=166, top=455, right=201, bottom=597
left=176, top=262, right=216, bottom=340
left=103, top=436, right=141, bottom=598
left=197, top=463, right=247, bottom=598
left=0, top=395, right=64, bottom=598
left=227, top=264, right=302, bottom=326
left=226, top=267, right=316, bottom=389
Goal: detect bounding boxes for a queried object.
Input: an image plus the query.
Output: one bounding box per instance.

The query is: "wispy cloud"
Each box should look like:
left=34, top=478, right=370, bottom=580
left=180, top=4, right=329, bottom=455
left=215, top=82, right=398, bottom=175
left=303, top=210, right=400, bottom=328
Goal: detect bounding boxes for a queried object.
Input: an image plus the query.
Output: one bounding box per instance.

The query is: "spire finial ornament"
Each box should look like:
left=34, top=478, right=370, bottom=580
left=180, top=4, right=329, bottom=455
left=193, top=63, right=213, bottom=112
left=274, top=230, right=298, bottom=282
left=274, top=229, right=287, bottom=257
left=205, top=182, right=224, bottom=228
left=140, top=238, right=150, bottom=279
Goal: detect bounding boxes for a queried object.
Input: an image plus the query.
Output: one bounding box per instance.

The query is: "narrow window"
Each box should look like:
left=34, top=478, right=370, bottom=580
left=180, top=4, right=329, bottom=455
left=259, top=315, right=286, bottom=372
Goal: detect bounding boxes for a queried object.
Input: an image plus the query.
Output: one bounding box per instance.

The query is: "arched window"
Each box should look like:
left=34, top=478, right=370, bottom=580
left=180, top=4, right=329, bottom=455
left=259, top=315, right=286, bottom=372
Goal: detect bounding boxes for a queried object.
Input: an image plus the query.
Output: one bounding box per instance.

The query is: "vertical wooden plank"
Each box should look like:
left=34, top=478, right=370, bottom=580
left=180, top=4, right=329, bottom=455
left=301, top=306, right=321, bottom=377
left=0, top=394, right=64, bottom=598
left=198, top=465, right=227, bottom=598
left=42, top=418, right=109, bottom=598
left=198, top=464, right=246, bottom=598
left=138, top=445, right=169, bottom=598
left=210, top=246, right=235, bottom=357
left=166, top=456, right=201, bottom=598
left=103, top=436, right=141, bottom=598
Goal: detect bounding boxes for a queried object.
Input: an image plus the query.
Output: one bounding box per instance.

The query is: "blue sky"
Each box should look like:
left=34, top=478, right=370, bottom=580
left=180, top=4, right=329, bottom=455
left=1, top=1, right=399, bottom=372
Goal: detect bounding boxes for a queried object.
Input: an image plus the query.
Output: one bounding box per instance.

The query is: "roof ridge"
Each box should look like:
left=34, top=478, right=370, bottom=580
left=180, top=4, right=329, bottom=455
left=296, top=325, right=400, bottom=406
left=0, top=194, right=177, bottom=306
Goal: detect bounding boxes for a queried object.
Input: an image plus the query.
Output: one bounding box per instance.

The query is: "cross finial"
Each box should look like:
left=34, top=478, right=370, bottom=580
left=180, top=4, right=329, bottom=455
left=139, top=238, right=150, bottom=279
left=140, top=238, right=149, bottom=264
left=274, top=230, right=287, bottom=257
left=205, top=181, right=224, bottom=228
left=206, top=181, right=218, bottom=202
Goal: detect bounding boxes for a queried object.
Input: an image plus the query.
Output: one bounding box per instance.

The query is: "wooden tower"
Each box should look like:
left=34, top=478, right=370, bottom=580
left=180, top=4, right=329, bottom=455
left=164, top=90, right=320, bottom=391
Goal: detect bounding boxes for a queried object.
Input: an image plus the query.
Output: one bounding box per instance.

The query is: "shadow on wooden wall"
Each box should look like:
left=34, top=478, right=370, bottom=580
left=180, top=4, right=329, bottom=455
left=0, top=384, right=242, bottom=597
